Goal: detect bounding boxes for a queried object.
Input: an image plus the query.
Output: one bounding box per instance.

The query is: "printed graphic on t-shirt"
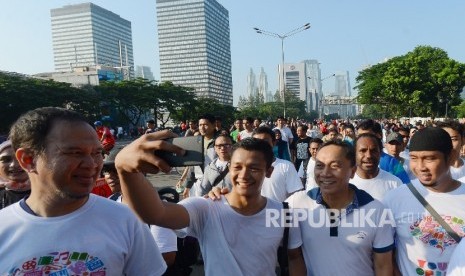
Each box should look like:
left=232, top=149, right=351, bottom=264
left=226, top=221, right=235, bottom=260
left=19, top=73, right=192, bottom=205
left=410, top=215, right=464, bottom=252
left=7, top=251, right=106, bottom=275
left=296, top=142, right=309, bottom=160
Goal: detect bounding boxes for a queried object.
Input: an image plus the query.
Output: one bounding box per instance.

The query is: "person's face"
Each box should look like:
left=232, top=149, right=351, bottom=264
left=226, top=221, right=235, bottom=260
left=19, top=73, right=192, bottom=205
left=314, top=145, right=356, bottom=195
left=234, top=120, right=243, bottom=130
left=253, top=133, right=274, bottom=148
left=385, top=141, right=403, bottom=158
left=345, top=128, right=355, bottom=138
left=229, top=148, right=273, bottom=198
left=104, top=168, right=120, bottom=194
left=410, top=151, right=451, bottom=188
left=189, top=122, right=197, bottom=130
left=356, top=137, right=381, bottom=174
left=274, top=131, right=282, bottom=141
left=441, top=127, right=463, bottom=162
left=277, top=118, right=284, bottom=127
left=309, top=142, right=320, bottom=159
left=147, top=122, right=155, bottom=128
left=0, top=147, right=28, bottom=182
left=215, top=120, right=222, bottom=129
left=253, top=119, right=260, bottom=128
left=328, top=131, right=337, bottom=141
left=198, top=119, right=215, bottom=138
left=297, top=127, right=306, bottom=138
left=399, top=130, right=410, bottom=147
left=243, top=120, right=252, bottom=130
left=33, top=120, right=104, bottom=200
left=214, top=136, right=233, bottom=161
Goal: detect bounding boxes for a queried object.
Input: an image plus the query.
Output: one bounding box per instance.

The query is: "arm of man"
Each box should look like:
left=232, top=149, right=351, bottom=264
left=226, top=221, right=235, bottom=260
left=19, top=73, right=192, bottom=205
left=374, top=251, right=393, bottom=276
left=288, top=247, right=306, bottom=276
left=116, top=130, right=190, bottom=229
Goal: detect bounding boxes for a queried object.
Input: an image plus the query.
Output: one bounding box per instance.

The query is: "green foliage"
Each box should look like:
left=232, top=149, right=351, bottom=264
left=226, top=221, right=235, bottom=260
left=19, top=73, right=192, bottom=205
left=356, top=46, right=465, bottom=118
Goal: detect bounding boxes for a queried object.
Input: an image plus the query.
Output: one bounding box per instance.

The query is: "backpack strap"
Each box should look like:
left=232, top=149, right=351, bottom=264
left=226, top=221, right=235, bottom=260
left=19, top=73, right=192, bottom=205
left=211, top=165, right=229, bottom=187
left=407, top=183, right=462, bottom=243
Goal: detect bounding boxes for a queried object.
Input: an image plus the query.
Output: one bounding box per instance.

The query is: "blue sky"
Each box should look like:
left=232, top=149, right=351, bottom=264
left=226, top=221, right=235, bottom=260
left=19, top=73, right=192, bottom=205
left=2, top=1, right=465, bottom=106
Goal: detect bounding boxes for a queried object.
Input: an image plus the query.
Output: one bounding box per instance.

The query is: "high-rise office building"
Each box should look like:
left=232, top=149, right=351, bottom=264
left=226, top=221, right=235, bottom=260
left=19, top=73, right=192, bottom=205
left=278, top=60, right=322, bottom=112
left=247, top=68, right=257, bottom=98
left=334, top=71, right=351, bottom=97
left=135, top=65, right=155, bottom=81
left=156, top=0, right=233, bottom=105
left=51, top=3, right=134, bottom=78
left=258, top=67, right=270, bottom=102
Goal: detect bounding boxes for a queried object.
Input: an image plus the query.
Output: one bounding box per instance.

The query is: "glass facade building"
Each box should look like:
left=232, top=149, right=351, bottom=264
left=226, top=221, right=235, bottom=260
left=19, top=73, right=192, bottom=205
left=156, top=0, right=233, bottom=105
left=51, top=3, right=134, bottom=78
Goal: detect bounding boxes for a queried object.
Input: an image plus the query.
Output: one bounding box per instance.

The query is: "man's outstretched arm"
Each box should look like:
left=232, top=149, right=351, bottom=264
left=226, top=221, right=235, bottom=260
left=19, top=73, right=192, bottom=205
left=116, top=130, right=189, bottom=229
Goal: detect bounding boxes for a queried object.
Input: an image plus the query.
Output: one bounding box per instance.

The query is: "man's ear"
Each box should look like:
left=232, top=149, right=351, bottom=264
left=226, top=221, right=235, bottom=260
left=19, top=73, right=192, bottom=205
left=265, top=166, right=274, bottom=178
left=15, top=148, right=35, bottom=172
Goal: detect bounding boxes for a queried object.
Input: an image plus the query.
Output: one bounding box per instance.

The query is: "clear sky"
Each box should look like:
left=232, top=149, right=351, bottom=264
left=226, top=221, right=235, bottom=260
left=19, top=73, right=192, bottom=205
left=2, top=0, right=465, bottom=106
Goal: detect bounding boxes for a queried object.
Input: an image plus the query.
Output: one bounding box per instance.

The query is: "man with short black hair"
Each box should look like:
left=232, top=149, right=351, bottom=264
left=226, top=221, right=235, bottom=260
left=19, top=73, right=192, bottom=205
left=384, top=127, right=465, bottom=275
left=357, top=119, right=410, bottom=183
left=352, top=133, right=402, bottom=201
left=287, top=140, right=394, bottom=275
left=117, top=135, right=286, bottom=275
left=0, top=107, right=166, bottom=275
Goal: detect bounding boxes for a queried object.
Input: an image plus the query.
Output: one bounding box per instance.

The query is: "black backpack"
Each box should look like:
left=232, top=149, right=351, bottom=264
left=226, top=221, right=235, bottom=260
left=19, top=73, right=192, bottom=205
left=157, top=187, right=201, bottom=276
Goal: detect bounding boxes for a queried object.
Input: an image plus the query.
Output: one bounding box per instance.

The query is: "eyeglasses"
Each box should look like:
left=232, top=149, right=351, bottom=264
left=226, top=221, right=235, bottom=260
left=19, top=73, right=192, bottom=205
left=215, top=144, right=232, bottom=149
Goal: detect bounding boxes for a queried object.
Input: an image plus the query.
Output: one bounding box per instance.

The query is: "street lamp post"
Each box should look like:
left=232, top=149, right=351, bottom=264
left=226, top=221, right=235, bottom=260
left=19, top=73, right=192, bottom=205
left=254, top=23, right=311, bottom=118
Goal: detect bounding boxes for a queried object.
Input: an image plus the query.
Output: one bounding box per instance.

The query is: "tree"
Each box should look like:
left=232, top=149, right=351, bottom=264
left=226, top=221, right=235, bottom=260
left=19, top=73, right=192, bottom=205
left=355, top=46, right=465, bottom=117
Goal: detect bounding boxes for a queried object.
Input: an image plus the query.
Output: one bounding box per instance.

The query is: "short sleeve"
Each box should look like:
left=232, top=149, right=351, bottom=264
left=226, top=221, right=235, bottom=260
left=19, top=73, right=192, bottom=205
left=178, top=197, right=210, bottom=238
left=150, top=225, right=178, bottom=253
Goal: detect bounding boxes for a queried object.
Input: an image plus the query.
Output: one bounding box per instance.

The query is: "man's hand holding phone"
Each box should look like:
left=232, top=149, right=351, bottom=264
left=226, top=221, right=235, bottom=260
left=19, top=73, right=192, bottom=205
left=115, top=130, right=185, bottom=175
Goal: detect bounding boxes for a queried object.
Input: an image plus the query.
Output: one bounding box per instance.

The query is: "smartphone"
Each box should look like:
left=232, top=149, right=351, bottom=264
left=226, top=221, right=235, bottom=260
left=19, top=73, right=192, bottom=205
left=155, top=136, right=204, bottom=167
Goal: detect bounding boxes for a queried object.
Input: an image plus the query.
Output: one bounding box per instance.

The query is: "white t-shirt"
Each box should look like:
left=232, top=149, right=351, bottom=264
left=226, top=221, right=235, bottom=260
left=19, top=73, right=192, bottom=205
left=178, top=196, right=284, bottom=276
left=261, top=158, right=303, bottom=202
left=151, top=225, right=178, bottom=253
left=0, top=195, right=166, bottom=275
left=451, top=160, right=465, bottom=180
left=383, top=180, right=465, bottom=276
left=287, top=187, right=394, bottom=276
left=238, top=129, right=253, bottom=140
left=305, top=158, right=318, bottom=191
left=351, top=169, right=402, bottom=201
left=447, top=239, right=465, bottom=275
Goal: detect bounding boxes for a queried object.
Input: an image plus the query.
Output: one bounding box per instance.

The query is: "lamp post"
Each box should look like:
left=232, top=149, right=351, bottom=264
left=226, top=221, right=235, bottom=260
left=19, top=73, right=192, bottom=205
left=254, top=23, right=311, bottom=118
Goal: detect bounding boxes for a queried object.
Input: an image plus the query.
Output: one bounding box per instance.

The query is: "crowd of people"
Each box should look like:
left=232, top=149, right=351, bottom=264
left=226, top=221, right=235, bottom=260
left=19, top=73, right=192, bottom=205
left=1, top=107, right=465, bottom=276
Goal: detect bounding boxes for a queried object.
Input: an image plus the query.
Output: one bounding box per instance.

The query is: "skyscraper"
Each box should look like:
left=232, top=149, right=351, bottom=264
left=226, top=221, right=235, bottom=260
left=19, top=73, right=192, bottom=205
left=247, top=68, right=257, bottom=98
left=334, top=71, right=351, bottom=97
left=51, top=3, right=134, bottom=78
left=135, top=65, right=155, bottom=81
left=258, top=67, right=270, bottom=102
left=156, top=0, right=233, bottom=105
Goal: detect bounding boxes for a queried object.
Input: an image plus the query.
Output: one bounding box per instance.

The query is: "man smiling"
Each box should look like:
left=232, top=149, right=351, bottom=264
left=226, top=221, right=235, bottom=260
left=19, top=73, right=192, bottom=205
left=384, top=127, right=465, bottom=275
left=117, top=135, right=286, bottom=275
left=0, top=107, right=166, bottom=275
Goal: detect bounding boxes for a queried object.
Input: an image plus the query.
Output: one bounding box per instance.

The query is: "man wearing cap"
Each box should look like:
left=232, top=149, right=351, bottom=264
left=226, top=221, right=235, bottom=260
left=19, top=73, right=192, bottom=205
left=351, top=133, right=402, bottom=201
left=383, top=127, right=465, bottom=276
left=385, top=131, right=415, bottom=180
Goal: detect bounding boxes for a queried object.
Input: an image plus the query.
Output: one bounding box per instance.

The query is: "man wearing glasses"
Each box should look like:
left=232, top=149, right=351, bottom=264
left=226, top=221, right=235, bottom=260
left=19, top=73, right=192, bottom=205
left=199, top=134, right=233, bottom=196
